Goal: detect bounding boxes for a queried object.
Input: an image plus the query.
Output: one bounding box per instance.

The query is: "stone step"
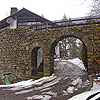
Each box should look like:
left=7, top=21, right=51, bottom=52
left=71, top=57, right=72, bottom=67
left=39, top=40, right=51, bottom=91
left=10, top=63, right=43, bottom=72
left=37, top=72, right=44, bottom=76
left=31, top=72, right=44, bottom=79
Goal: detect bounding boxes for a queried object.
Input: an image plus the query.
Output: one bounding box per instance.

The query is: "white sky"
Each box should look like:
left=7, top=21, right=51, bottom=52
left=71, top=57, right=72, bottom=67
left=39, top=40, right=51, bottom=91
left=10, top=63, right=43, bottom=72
left=0, top=0, right=92, bottom=21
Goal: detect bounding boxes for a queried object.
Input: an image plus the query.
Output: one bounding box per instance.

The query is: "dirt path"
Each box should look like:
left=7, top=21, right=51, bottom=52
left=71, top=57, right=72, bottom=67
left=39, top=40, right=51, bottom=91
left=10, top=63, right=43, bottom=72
left=0, top=75, right=92, bottom=100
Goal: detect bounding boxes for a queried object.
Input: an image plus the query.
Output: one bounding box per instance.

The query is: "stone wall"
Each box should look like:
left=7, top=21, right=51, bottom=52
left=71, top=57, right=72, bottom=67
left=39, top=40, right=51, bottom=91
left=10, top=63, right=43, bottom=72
left=0, top=24, right=100, bottom=79
left=0, top=27, right=39, bottom=79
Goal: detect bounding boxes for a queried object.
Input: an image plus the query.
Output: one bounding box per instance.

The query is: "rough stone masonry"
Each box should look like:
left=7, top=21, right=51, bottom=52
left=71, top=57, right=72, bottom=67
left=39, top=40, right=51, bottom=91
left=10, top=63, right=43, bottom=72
left=0, top=24, right=100, bottom=79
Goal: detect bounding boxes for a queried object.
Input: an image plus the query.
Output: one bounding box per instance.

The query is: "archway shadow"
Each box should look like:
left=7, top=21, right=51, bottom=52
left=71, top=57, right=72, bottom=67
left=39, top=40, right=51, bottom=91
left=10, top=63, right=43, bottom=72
left=31, top=47, right=43, bottom=77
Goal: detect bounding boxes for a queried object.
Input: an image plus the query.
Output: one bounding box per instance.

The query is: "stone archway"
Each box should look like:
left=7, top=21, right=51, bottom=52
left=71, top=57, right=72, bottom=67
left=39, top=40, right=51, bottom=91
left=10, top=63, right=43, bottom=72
left=49, top=35, right=88, bottom=74
left=0, top=24, right=100, bottom=79
left=31, top=47, right=43, bottom=76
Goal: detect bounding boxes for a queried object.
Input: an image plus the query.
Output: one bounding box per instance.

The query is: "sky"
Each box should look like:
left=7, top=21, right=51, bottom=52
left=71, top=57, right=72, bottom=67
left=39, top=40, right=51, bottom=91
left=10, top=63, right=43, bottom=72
left=0, top=0, right=92, bottom=21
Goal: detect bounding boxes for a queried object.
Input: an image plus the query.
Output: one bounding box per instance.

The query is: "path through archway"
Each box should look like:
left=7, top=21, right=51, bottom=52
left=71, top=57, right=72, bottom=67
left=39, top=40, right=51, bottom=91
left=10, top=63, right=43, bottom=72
left=31, top=47, right=43, bottom=77
left=49, top=35, right=88, bottom=74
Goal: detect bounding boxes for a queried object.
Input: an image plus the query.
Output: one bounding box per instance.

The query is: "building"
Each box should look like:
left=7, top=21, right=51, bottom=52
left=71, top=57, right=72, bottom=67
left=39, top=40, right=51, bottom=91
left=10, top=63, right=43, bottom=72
left=0, top=7, right=55, bottom=29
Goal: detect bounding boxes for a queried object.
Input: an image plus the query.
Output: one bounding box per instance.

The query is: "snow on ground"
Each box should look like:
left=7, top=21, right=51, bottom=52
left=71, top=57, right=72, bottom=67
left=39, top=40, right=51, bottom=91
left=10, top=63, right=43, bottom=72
left=72, top=77, right=82, bottom=86
left=54, top=58, right=86, bottom=76
left=54, top=58, right=86, bottom=71
left=0, top=74, right=97, bottom=100
left=26, top=91, right=57, bottom=100
left=0, top=58, right=85, bottom=89
left=27, top=95, right=51, bottom=100
left=68, top=80, right=100, bottom=100
left=0, top=74, right=56, bottom=90
left=67, top=58, right=86, bottom=70
left=0, top=58, right=99, bottom=100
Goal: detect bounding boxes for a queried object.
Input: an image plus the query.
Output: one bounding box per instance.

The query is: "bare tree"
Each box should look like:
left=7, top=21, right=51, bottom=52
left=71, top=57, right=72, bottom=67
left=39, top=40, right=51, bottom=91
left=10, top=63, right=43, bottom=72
left=89, top=0, right=100, bottom=17
left=57, top=37, right=81, bottom=60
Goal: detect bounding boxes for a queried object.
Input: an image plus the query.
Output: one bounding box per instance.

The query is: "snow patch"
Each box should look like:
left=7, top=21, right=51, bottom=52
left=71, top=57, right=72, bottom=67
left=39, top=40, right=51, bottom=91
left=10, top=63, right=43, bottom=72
left=68, top=82, right=100, bottom=100
left=42, top=91, right=57, bottom=97
left=67, top=58, right=86, bottom=70
left=35, top=77, right=61, bottom=90
left=0, top=74, right=56, bottom=91
left=27, top=95, right=51, bottom=100
left=54, top=58, right=86, bottom=71
left=41, top=87, right=52, bottom=92
left=55, top=60, right=86, bottom=75
left=62, top=90, right=68, bottom=95
left=72, top=77, right=82, bottom=86
left=67, top=86, right=75, bottom=93
left=15, top=88, right=33, bottom=95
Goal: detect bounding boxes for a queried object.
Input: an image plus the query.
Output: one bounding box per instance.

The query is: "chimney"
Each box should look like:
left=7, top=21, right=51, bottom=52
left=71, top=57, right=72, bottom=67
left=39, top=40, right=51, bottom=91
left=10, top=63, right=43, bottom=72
left=10, top=7, right=18, bottom=15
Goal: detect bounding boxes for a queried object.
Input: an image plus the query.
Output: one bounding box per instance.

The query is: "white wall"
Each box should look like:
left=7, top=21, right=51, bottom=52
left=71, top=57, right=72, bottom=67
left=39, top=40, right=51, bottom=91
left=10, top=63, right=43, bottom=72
left=37, top=48, right=43, bottom=68
left=55, top=43, right=60, bottom=58
left=10, top=19, right=17, bottom=29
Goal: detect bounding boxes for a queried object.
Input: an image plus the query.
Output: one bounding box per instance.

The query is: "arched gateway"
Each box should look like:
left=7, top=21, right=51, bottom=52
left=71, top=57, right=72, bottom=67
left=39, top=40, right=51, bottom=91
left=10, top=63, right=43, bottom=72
left=49, top=35, right=88, bottom=75
left=0, top=24, right=100, bottom=79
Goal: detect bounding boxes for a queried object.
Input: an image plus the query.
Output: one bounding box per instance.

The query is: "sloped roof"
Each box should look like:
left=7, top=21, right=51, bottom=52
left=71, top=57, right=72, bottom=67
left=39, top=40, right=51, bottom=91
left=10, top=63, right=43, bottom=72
left=0, top=8, right=54, bottom=29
